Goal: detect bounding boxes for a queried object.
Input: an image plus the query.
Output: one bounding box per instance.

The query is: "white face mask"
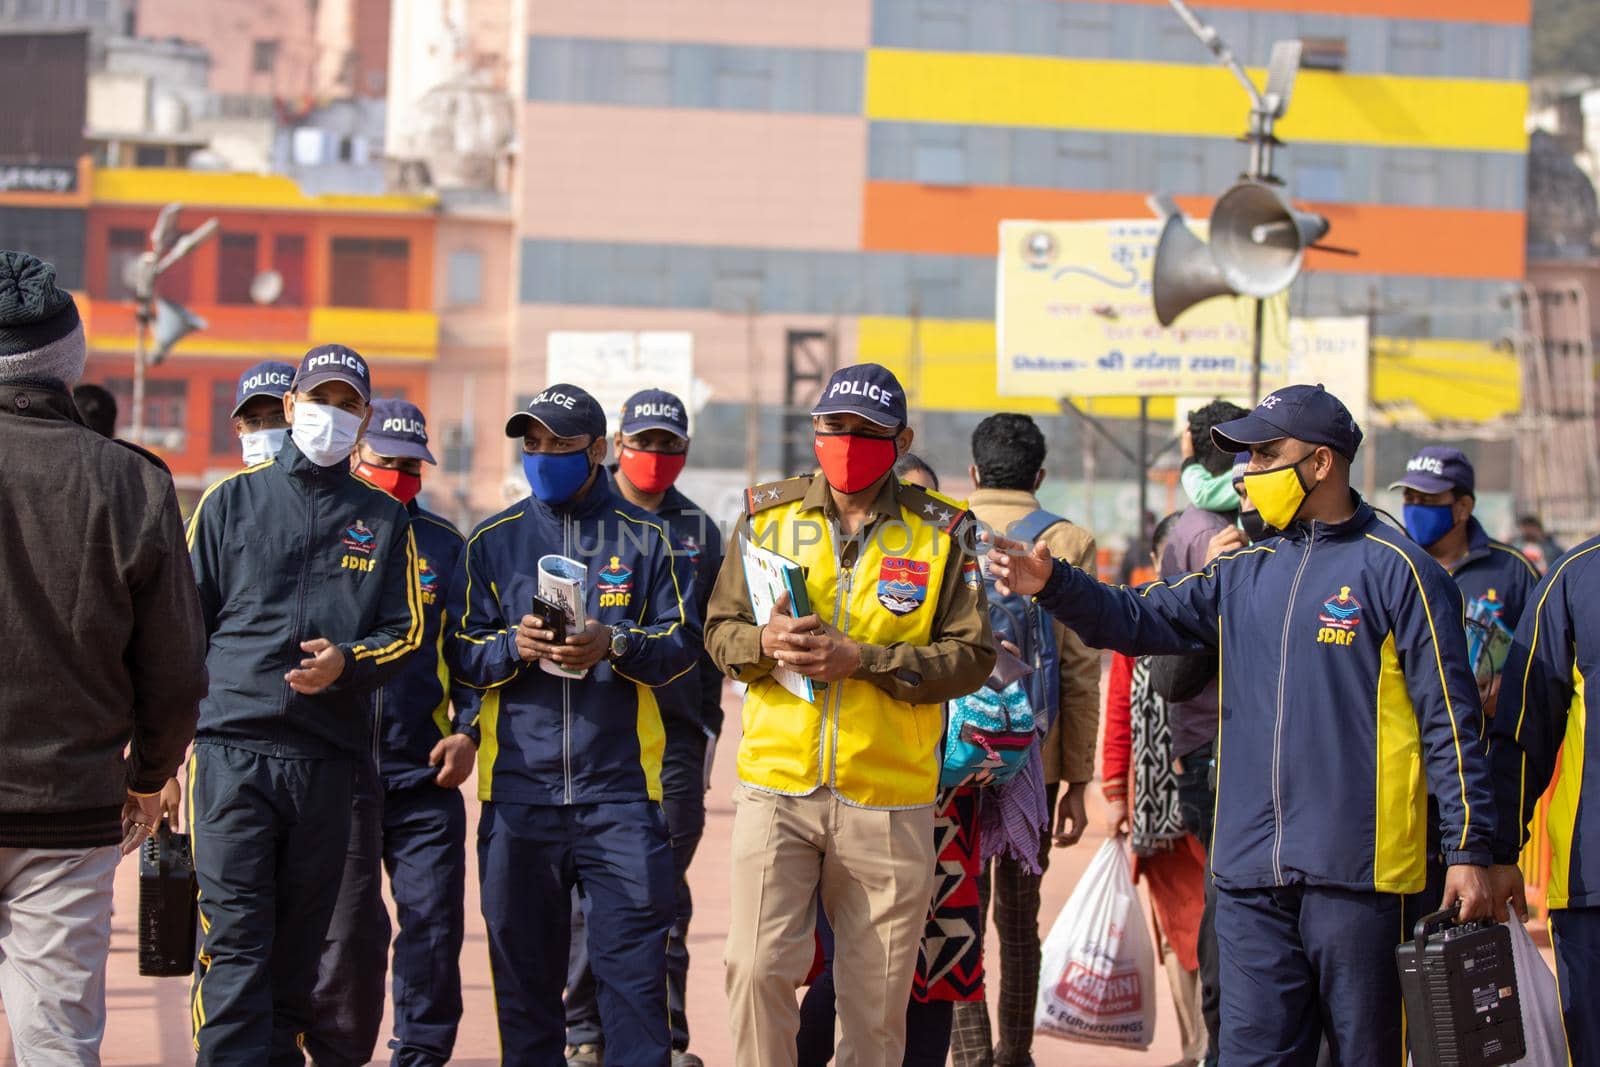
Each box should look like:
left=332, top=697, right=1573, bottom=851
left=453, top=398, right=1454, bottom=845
left=290, top=402, right=364, bottom=467
left=239, top=427, right=287, bottom=466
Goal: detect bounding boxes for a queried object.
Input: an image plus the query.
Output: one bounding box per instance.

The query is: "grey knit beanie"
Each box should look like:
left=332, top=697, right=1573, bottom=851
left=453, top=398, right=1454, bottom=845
left=0, top=251, right=85, bottom=385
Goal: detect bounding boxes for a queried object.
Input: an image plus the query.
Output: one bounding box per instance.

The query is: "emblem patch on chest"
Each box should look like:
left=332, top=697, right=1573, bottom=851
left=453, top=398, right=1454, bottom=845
left=419, top=557, right=438, bottom=605
left=342, top=520, right=377, bottom=555
left=598, top=556, right=634, bottom=609
left=1316, top=585, right=1362, bottom=646
left=878, top=557, right=930, bottom=616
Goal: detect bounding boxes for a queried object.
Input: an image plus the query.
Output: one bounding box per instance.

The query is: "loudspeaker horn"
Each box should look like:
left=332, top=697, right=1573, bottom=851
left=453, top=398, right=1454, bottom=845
left=1208, top=180, right=1329, bottom=299
left=1151, top=211, right=1237, bottom=327
left=149, top=298, right=206, bottom=365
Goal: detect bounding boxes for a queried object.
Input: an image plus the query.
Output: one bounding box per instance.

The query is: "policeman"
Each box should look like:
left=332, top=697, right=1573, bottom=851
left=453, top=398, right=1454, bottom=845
left=230, top=359, right=296, bottom=466
left=1490, top=544, right=1600, bottom=1063
left=308, top=399, right=481, bottom=1067
left=987, top=384, right=1497, bottom=1066
left=446, top=384, right=698, bottom=1067
left=185, top=344, right=424, bottom=1063
left=1389, top=446, right=1540, bottom=929
left=565, top=389, right=723, bottom=1067
left=704, top=363, right=995, bottom=1066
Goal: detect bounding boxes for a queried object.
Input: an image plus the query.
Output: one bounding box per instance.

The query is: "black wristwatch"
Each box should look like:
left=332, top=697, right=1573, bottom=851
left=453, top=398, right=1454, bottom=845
left=608, top=624, right=632, bottom=662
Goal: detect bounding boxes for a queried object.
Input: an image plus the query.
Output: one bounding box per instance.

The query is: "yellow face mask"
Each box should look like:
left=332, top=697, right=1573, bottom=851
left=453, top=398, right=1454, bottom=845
left=1241, top=451, right=1318, bottom=530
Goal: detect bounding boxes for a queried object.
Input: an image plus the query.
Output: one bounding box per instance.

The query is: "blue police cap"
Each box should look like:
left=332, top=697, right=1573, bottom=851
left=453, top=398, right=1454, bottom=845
left=293, top=344, right=371, bottom=402
left=231, top=360, right=296, bottom=417
left=365, top=398, right=436, bottom=464
left=620, top=388, right=689, bottom=439
left=1211, top=384, right=1363, bottom=461
left=809, top=363, right=906, bottom=429
left=504, top=383, right=607, bottom=441
left=1390, top=445, right=1474, bottom=496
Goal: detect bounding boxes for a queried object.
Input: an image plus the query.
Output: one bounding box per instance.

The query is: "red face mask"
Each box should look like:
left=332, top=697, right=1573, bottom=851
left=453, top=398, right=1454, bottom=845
left=814, top=432, right=898, bottom=494
left=618, top=447, right=687, bottom=495
left=356, top=462, right=422, bottom=505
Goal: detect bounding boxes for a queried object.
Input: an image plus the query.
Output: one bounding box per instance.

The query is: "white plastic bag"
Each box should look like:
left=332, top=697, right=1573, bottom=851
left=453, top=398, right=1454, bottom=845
left=1508, top=914, right=1568, bottom=1066
left=1034, top=838, right=1157, bottom=1049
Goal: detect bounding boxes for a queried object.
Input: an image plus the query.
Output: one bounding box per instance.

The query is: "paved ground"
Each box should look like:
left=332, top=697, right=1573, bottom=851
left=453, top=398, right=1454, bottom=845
left=2, top=696, right=1197, bottom=1064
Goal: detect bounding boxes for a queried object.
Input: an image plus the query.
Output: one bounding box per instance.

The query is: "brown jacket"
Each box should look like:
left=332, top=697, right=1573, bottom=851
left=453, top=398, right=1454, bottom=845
left=968, top=488, right=1101, bottom=785
left=0, top=382, right=206, bottom=847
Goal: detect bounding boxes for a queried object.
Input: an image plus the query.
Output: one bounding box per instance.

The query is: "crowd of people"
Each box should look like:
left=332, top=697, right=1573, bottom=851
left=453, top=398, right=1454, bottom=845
left=0, top=241, right=1597, bottom=1067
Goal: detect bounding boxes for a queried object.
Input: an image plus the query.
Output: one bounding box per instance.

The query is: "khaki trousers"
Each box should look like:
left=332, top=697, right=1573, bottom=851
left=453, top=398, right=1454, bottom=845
left=725, top=784, right=935, bottom=1067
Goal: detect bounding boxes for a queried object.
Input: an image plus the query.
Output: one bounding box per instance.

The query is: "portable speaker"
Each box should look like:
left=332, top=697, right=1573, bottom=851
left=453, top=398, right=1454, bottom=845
left=1397, top=906, right=1525, bottom=1067
left=138, top=823, right=198, bottom=978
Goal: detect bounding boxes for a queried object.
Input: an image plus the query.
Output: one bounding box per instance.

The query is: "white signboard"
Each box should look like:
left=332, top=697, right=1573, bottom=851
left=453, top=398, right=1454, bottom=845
left=545, top=332, right=696, bottom=435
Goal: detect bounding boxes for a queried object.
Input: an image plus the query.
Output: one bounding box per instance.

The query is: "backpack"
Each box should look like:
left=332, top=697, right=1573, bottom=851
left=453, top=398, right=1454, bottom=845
left=940, top=509, right=1066, bottom=788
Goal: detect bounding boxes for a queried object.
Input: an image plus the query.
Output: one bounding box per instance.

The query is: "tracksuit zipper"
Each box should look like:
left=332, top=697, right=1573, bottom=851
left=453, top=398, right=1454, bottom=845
left=563, top=513, right=573, bottom=805
left=282, top=468, right=318, bottom=742
left=1271, top=521, right=1316, bottom=885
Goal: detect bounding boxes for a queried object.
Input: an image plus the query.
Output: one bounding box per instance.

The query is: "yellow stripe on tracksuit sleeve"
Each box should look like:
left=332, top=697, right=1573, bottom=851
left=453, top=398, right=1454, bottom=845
left=610, top=510, right=699, bottom=687
left=184, top=462, right=272, bottom=550
left=351, top=528, right=425, bottom=663
left=1365, top=534, right=1474, bottom=853
left=1548, top=664, right=1587, bottom=909
left=477, top=688, right=501, bottom=801
left=636, top=684, right=665, bottom=802
left=1374, top=631, right=1427, bottom=892
left=453, top=513, right=523, bottom=655
left=432, top=626, right=453, bottom=737
left=1511, top=543, right=1600, bottom=853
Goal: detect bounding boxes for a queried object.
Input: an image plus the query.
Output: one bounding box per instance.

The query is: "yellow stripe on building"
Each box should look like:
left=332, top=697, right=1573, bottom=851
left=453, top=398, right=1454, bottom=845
left=93, top=168, right=438, bottom=214
left=308, top=307, right=439, bottom=356
left=864, top=50, right=1528, bottom=154
left=858, top=316, right=1520, bottom=423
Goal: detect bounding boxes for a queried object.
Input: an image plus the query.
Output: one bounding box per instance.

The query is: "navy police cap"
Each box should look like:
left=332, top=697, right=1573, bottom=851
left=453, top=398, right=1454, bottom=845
left=231, top=359, right=296, bottom=417
left=505, top=383, right=607, bottom=441
left=1212, top=383, right=1363, bottom=461
left=809, top=363, right=907, bottom=429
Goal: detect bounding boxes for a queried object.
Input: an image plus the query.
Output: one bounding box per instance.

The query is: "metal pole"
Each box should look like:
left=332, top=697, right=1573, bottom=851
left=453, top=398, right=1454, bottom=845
left=1136, top=395, right=1150, bottom=560
left=131, top=302, right=148, bottom=445
left=1251, top=296, right=1265, bottom=402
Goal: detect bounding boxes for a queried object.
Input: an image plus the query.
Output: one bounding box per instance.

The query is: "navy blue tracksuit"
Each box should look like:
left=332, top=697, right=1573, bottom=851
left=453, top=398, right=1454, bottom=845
left=447, top=469, right=699, bottom=1067
left=1492, top=536, right=1600, bottom=1064
left=1033, top=498, right=1494, bottom=1067
left=186, top=439, right=423, bottom=1065
left=309, top=504, right=479, bottom=1067
left=568, top=481, right=724, bottom=1054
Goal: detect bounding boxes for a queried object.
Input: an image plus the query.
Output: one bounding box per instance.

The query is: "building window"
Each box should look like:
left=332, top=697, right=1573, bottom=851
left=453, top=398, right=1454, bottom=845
left=446, top=249, right=483, bottom=307
left=252, top=39, right=279, bottom=75
left=107, top=377, right=188, bottom=451
left=105, top=227, right=149, bottom=300
left=210, top=378, right=239, bottom=457
left=216, top=232, right=259, bottom=305
left=134, top=145, right=169, bottom=167
left=328, top=237, right=410, bottom=309
left=273, top=234, right=306, bottom=306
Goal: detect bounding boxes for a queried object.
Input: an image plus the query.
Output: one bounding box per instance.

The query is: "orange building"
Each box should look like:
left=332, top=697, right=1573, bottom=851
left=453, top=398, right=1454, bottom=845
left=80, top=168, right=440, bottom=489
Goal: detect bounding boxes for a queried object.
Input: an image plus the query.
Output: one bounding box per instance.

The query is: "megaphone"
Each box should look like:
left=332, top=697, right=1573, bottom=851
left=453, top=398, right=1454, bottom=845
left=1151, top=212, right=1236, bottom=327
left=1208, top=180, right=1329, bottom=299
left=149, top=298, right=206, bottom=365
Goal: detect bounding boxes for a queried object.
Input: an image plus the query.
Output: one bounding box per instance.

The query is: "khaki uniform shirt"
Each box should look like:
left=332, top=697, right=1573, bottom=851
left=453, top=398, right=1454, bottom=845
left=704, top=473, right=995, bottom=707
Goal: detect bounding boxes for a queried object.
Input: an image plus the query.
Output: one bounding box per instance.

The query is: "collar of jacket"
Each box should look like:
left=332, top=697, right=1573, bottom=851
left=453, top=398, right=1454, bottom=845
left=0, top=378, right=84, bottom=426
left=1457, top=517, right=1492, bottom=564
left=531, top=463, right=619, bottom=521
left=796, top=470, right=900, bottom=520
left=275, top=434, right=350, bottom=484
left=968, top=486, right=1041, bottom=513
left=1279, top=492, right=1377, bottom=543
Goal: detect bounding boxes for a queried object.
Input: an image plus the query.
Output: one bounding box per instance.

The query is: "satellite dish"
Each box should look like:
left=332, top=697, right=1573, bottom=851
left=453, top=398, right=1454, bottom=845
left=250, top=270, right=284, bottom=306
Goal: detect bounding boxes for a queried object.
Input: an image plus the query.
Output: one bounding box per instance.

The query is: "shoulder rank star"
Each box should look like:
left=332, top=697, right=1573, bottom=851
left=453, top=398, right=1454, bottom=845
left=921, top=501, right=953, bottom=524
left=762, top=488, right=783, bottom=502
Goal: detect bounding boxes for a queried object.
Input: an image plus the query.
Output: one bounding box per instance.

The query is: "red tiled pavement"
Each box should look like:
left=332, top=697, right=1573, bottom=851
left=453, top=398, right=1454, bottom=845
left=21, top=697, right=1191, bottom=1067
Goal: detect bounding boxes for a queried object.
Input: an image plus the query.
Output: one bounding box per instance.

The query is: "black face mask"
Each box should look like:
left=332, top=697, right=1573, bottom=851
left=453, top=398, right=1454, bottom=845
left=1239, top=509, right=1276, bottom=544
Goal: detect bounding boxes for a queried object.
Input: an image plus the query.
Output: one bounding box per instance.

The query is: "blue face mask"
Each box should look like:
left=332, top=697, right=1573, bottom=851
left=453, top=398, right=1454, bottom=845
left=1403, top=503, right=1458, bottom=548
left=523, top=449, right=593, bottom=505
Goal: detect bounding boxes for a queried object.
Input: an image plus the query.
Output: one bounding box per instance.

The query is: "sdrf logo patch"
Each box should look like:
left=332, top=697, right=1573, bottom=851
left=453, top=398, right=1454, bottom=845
left=878, top=557, right=930, bottom=616
left=598, top=556, right=634, bottom=609
left=341, top=520, right=378, bottom=573
left=1316, top=586, right=1362, bottom=646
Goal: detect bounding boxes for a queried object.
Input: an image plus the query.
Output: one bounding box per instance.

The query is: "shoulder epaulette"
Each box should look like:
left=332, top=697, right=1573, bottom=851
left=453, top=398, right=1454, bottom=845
left=745, top=475, right=813, bottom=516
left=897, top=483, right=970, bottom=535
left=113, top=438, right=171, bottom=474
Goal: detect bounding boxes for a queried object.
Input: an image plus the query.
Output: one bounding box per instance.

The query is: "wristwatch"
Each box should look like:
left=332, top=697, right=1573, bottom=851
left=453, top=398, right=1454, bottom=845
left=608, top=623, right=632, bottom=662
